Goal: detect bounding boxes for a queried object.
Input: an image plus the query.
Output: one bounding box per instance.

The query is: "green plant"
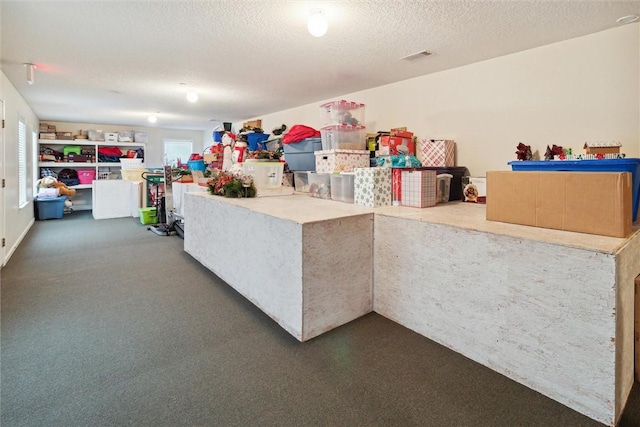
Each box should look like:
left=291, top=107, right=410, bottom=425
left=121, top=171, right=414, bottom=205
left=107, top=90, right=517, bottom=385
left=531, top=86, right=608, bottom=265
left=246, top=150, right=282, bottom=160
left=207, top=171, right=256, bottom=198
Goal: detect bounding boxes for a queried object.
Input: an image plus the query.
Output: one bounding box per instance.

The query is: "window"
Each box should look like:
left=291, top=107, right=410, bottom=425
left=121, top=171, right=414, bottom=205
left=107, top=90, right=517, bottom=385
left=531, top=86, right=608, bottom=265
left=18, top=117, right=27, bottom=208
left=163, top=139, right=193, bottom=167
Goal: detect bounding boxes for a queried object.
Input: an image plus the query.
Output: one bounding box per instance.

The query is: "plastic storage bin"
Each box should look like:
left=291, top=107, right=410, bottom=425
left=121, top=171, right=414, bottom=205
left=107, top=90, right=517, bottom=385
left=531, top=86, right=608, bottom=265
left=320, top=100, right=365, bottom=126
left=436, top=173, right=453, bottom=203
left=308, top=172, right=332, bottom=199
left=418, top=166, right=468, bottom=201
left=330, top=173, right=355, bottom=203
left=320, top=125, right=366, bottom=150
left=77, top=169, right=96, bottom=184
left=119, top=158, right=143, bottom=169
left=293, top=171, right=310, bottom=193
left=283, top=137, right=322, bottom=171
left=187, top=159, right=206, bottom=172
left=139, top=207, right=158, bottom=225
left=246, top=133, right=270, bottom=151
left=508, top=159, right=640, bottom=221
left=243, top=160, right=284, bottom=189
left=63, top=145, right=82, bottom=156
left=35, top=196, right=66, bottom=220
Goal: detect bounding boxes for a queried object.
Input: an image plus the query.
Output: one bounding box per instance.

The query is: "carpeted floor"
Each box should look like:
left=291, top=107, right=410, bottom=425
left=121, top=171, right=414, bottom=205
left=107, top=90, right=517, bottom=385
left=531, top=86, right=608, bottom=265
left=1, top=210, right=639, bottom=426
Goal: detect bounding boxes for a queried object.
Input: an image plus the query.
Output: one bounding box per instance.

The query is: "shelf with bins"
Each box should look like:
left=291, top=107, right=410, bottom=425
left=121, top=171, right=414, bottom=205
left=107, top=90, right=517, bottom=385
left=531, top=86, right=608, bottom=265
left=38, top=139, right=146, bottom=174
left=38, top=139, right=146, bottom=212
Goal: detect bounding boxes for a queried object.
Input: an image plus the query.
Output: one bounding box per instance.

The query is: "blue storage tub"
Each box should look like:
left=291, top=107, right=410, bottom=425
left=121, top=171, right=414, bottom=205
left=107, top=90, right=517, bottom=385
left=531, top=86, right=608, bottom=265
left=246, top=133, right=270, bottom=151
left=283, top=137, right=322, bottom=171
left=35, top=196, right=66, bottom=220
left=508, top=159, right=640, bottom=222
left=188, top=159, right=206, bottom=172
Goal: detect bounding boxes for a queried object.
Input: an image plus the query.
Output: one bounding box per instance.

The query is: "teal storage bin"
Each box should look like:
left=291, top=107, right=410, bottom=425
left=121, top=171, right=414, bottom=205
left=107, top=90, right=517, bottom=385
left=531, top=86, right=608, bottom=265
left=35, top=196, right=66, bottom=220
left=508, top=159, right=640, bottom=222
left=188, top=160, right=206, bottom=172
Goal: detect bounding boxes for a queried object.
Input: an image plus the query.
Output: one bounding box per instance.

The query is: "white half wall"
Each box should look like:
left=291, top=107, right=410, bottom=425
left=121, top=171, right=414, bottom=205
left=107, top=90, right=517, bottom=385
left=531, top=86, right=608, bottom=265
left=252, top=24, right=640, bottom=177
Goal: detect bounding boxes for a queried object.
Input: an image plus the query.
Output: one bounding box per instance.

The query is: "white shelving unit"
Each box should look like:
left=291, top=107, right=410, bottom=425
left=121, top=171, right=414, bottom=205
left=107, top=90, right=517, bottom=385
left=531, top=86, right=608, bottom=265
left=37, top=139, right=146, bottom=212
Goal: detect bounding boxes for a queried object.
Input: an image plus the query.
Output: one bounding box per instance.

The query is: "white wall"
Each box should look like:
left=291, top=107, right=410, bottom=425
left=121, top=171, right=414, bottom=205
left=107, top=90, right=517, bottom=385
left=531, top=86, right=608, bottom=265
left=252, top=24, right=640, bottom=176
left=1, top=71, right=40, bottom=266
left=44, top=121, right=205, bottom=168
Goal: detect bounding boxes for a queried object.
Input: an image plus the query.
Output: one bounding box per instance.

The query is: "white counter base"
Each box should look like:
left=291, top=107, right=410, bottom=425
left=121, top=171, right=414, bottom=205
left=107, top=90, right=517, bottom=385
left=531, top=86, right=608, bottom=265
left=184, top=193, right=374, bottom=341
left=184, top=194, right=640, bottom=426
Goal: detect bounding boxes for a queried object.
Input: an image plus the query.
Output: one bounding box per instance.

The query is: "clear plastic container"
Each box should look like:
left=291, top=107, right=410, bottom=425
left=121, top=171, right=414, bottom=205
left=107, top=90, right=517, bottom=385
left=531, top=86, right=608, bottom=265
left=320, top=100, right=365, bottom=126
left=293, top=171, right=310, bottom=193
left=320, top=125, right=366, bottom=151
left=243, top=160, right=284, bottom=189
left=308, top=172, right=331, bottom=199
left=436, top=173, right=453, bottom=203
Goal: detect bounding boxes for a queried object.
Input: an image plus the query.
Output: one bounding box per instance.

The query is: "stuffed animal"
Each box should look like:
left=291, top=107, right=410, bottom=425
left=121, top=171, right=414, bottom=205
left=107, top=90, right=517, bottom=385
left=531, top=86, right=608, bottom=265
left=37, top=176, right=76, bottom=197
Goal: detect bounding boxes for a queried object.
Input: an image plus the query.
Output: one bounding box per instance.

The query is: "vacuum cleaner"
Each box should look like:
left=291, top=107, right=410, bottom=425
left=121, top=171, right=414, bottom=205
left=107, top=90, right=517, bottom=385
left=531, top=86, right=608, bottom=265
left=143, top=166, right=184, bottom=238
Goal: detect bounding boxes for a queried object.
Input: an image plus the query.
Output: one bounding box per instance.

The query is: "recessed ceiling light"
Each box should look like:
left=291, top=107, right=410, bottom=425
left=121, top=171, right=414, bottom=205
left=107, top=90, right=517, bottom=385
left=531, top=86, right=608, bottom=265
left=308, top=9, right=328, bottom=37
left=148, top=115, right=157, bottom=123
left=617, top=15, right=639, bottom=24
left=186, top=91, right=198, bottom=102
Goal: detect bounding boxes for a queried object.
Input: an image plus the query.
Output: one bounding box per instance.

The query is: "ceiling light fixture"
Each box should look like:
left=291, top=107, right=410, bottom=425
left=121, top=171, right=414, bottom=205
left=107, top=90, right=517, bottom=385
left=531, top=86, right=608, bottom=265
left=148, top=115, right=158, bottom=123
left=308, top=8, right=328, bottom=37
left=24, top=63, right=36, bottom=85
left=617, top=15, right=639, bottom=24
left=186, top=91, right=198, bottom=103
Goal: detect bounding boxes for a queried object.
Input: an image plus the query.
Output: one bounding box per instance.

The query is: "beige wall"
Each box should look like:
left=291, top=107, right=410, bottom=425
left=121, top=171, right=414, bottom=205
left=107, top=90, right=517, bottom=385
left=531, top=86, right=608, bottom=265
left=251, top=24, right=640, bottom=176
left=1, top=72, right=40, bottom=265
left=44, top=122, right=205, bottom=168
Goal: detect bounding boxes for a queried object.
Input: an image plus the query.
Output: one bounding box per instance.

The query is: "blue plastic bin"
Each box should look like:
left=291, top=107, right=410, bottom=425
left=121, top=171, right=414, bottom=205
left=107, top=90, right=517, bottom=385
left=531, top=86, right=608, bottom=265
left=187, top=160, right=206, bottom=172
left=283, top=137, right=322, bottom=171
left=508, top=159, right=640, bottom=222
left=246, top=133, right=270, bottom=151
left=35, top=196, right=66, bottom=220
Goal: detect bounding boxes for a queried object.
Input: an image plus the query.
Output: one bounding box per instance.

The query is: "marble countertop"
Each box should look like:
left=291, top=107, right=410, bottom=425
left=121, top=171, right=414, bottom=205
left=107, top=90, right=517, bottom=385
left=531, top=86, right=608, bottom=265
left=187, top=192, right=639, bottom=254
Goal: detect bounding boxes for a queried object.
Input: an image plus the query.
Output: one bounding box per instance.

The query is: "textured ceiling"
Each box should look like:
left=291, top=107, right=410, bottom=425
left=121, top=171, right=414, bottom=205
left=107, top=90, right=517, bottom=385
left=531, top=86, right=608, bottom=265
left=1, top=0, right=639, bottom=131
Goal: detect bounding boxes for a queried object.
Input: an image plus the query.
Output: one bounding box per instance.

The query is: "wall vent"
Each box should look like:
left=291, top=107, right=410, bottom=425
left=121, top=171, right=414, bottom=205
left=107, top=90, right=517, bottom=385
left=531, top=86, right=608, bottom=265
left=401, top=50, right=433, bottom=61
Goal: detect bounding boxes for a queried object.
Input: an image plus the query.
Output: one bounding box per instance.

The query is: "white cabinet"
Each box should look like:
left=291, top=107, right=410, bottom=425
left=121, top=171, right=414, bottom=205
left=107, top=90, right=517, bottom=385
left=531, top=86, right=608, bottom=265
left=92, top=180, right=143, bottom=219
left=37, top=139, right=146, bottom=213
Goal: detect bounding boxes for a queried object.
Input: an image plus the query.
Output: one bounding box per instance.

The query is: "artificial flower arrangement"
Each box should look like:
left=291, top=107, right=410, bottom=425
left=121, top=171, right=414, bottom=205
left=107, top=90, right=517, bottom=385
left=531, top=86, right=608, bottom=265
left=206, top=169, right=256, bottom=198
left=245, top=149, right=282, bottom=161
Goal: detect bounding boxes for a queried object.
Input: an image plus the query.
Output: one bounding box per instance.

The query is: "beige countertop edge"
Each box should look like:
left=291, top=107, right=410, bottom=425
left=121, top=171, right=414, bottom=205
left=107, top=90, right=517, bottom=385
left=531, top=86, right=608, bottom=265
left=187, top=192, right=637, bottom=254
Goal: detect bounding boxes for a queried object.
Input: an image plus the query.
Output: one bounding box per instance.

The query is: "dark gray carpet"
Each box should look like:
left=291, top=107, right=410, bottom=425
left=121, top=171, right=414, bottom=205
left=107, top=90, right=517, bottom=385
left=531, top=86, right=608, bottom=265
left=1, top=210, right=638, bottom=426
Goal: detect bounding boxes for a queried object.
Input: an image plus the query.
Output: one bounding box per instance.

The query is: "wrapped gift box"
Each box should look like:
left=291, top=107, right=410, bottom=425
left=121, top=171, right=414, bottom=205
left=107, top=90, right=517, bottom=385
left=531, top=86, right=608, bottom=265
left=401, top=169, right=437, bottom=208
left=315, top=149, right=370, bottom=173
left=420, top=139, right=455, bottom=167
left=379, top=135, right=415, bottom=156
left=354, top=167, right=392, bottom=207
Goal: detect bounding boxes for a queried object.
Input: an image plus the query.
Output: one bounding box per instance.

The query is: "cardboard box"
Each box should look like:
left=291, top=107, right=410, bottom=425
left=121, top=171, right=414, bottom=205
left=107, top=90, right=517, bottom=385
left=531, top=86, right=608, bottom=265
left=486, top=171, right=632, bottom=238
left=420, top=139, right=455, bottom=167
left=315, top=149, right=369, bottom=173
left=401, top=169, right=437, bottom=208
left=243, top=119, right=262, bottom=129
left=354, top=167, right=392, bottom=207
left=635, top=275, right=640, bottom=382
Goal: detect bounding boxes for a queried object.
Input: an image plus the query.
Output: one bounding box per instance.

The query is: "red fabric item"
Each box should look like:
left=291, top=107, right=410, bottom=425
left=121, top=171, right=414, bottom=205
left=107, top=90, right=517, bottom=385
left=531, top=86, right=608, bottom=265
left=282, top=125, right=320, bottom=144
left=98, top=146, right=123, bottom=156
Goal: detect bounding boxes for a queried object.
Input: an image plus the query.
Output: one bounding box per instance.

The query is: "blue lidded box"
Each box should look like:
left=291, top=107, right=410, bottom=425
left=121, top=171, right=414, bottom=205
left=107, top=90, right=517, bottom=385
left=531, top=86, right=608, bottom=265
left=35, top=196, right=66, bottom=220
left=283, top=137, right=323, bottom=171
left=508, top=159, right=640, bottom=222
